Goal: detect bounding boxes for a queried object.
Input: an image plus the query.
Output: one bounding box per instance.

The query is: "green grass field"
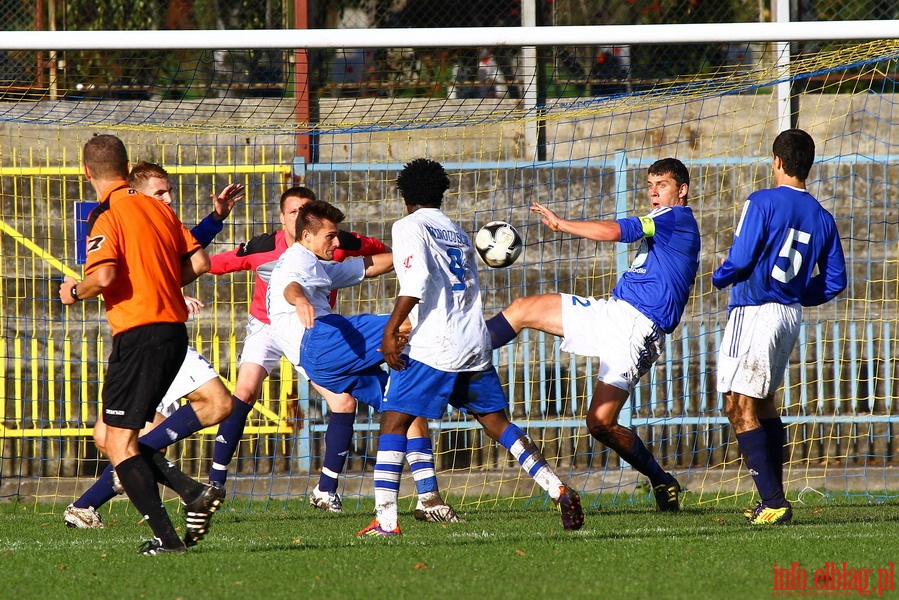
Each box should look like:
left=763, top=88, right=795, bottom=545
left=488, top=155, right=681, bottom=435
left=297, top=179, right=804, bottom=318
left=1, top=496, right=896, bottom=600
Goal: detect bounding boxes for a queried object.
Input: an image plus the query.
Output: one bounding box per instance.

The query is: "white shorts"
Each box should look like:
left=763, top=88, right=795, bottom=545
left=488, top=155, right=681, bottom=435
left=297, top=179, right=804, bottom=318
left=239, top=315, right=287, bottom=374
left=250, top=313, right=310, bottom=381
left=155, top=346, right=219, bottom=417
left=560, top=294, right=664, bottom=391
left=717, top=303, right=802, bottom=398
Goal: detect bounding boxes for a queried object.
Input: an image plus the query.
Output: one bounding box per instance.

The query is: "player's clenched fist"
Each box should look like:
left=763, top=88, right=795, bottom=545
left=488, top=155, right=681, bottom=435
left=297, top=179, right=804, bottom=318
left=59, top=275, right=79, bottom=305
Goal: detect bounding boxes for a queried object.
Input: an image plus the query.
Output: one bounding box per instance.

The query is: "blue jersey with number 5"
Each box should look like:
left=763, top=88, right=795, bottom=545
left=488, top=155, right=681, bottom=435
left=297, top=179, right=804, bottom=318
left=712, top=186, right=847, bottom=308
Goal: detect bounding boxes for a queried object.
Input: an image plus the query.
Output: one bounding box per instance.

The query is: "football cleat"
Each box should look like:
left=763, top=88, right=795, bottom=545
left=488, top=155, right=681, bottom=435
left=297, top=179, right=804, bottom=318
left=414, top=501, right=464, bottom=523
left=746, top=501, right=793, bottom=525
left=138, top=537, right=187, bottom=555
left=356, top=519, right=402, bottom=537
left=653, top=478, right=682, bottom=512
left=309, top=485, right=343, bottom=513
left=111, top=469, right=125, bottom=495
left=183, top=482, right=226, bottom=547
left=64, top=504, right=105, bottom=529
left=554, top=485, right=585, bottom=531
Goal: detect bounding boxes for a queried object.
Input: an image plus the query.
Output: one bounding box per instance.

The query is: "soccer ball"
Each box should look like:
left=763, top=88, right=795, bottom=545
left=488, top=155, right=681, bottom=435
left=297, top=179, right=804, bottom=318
left=474, top=221, right=523, bottom=268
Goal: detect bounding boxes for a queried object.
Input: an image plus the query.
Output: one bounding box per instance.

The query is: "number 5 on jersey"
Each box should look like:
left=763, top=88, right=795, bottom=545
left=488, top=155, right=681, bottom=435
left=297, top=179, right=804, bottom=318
left=772, top=227, right=810, bottom=283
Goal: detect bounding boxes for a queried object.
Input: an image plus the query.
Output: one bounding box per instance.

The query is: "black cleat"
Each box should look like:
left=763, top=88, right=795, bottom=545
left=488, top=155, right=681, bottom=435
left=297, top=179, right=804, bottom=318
left=653, top=478, right=682, bottom=512
left=138, top=537, right=187, bottom=555
left=555, top=485, right=585, bottom=531
left=183, top=482, right=226, bottom=547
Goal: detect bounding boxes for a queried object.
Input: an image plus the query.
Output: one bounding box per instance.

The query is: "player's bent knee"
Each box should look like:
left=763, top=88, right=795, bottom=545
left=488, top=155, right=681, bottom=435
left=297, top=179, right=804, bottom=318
left=585, top=415, right=617, bottom=442
left=189, top=381, right=235, bottom=425
left=93, top=421, right=108, bottom=455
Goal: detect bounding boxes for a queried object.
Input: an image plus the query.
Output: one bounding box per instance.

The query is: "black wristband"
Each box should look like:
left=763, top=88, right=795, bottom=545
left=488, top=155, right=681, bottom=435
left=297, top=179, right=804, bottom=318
left=70, top=285, right=80, bottom=301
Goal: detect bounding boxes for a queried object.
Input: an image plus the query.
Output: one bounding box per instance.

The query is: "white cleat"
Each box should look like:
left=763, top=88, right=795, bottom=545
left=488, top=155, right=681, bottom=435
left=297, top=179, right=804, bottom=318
left=64, top=504, right=105, bottom=529
left=413, top=501, right=464, bottom=523
left=309, top=485, right=343, bottom=513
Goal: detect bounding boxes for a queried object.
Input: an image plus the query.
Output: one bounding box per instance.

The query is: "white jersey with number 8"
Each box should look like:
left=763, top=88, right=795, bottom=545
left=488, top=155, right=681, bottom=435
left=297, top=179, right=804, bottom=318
left=391, top=207, right=491, bottom=372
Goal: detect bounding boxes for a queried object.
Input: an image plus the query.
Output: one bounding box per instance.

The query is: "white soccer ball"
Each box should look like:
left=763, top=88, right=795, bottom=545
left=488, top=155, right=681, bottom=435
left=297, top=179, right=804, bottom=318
left=474, top=220, right=523, bottom=269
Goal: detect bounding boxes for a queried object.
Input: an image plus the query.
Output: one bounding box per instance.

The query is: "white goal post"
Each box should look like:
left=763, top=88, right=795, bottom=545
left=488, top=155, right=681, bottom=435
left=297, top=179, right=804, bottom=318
left=3, top=21, right=899, bottom=50
left=5, top=19, right=898, bottom=157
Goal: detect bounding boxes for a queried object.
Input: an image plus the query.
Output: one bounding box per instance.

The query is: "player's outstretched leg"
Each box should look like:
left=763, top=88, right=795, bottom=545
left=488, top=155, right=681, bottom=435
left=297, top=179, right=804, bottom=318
left=486, top=417, right=584, bottom=531
left=64, top=464, right=117, bottom=528
left=590, top=421, right=681, bottom=512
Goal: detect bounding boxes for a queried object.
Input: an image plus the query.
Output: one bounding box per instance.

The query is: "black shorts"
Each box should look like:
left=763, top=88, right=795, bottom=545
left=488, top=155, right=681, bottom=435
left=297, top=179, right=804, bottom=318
left=102, top=322, right=188, bottom=429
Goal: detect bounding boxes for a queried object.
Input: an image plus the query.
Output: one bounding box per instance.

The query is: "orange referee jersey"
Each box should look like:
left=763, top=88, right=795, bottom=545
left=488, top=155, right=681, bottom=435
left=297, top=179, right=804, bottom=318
left=84, top=180, right=200, bottom=335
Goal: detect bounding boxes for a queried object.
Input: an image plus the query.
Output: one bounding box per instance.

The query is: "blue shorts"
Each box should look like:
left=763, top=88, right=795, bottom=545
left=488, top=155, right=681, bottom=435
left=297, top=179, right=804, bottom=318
left=382, top=358, right=508, bottom=419
left=300, top=313, right=389, bottom=410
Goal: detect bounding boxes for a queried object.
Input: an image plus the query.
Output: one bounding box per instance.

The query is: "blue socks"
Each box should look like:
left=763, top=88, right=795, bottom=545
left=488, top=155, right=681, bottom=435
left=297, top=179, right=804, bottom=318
left=139, top=404, right=203, bottom=450
left=210, top=396, right=253, bottom=484
left=372, top=433, right=408, bottom=529
left=319, top=412, right=356, bottom=493
left=498, top=424, right=562, bottom=494
left=737, top=426, right=787, bottom=507
left=760, top=418, right=786, bottom=488
left=406, top=436, right=439, bottom=495
left=73, top=464, right=118, bottom=509
left=618, top=430, right=671, bottom=488
left=485, top=312, right=517, bottom=349
left=74, top=402, right=206, bottom=511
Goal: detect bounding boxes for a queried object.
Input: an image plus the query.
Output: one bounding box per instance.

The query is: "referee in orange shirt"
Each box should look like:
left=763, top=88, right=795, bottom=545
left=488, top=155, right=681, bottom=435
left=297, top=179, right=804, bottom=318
left=60, top=134, right=232, bottom=554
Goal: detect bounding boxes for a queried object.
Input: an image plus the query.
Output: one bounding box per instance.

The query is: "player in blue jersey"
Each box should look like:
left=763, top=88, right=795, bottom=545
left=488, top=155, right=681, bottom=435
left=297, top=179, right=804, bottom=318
left=713, top=129, right=846, bottom=525
left=358, top=158, right=584, bottom=537
left=487, top=158, right=700, bottom=512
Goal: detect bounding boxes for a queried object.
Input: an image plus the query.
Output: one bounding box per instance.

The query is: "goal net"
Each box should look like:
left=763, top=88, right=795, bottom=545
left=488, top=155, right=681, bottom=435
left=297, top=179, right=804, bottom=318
left=2, top=22, right=898, bottom=515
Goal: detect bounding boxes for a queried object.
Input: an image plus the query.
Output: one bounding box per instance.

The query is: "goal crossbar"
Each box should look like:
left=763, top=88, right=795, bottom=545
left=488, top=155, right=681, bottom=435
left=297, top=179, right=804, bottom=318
left=4, top=20, right=899, bottom=51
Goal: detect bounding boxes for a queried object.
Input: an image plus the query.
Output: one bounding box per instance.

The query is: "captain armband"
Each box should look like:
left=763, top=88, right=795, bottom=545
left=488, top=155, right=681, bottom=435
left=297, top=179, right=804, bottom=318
left=638, top=216, right=656, bottom=237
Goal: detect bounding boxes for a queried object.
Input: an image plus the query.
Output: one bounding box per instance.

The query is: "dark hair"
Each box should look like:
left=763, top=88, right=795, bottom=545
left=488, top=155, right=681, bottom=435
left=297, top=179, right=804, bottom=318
left=396, top=158, right=450, bottom=207
left=773, top=128, right=815, bottom=181
left=648, top=157, right=690, bottom=188
left=298, top=200, right=345, bottom=235
left=127, top=161, right=168, bottom=189
left=281, top=186, right=317, bottom=213
left=83, top=134, right=129, bottom=180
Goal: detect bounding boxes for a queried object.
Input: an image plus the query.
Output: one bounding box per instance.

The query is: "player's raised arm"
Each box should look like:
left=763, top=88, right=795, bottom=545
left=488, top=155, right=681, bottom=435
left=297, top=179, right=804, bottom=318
left=531, top=201, right=621, bottom=241
left=211, top=183, right=245, bottom=221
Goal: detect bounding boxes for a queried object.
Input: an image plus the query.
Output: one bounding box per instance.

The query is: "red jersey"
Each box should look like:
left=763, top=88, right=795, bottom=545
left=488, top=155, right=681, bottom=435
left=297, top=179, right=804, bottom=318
left=209, top=229, right=388, bottom=324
